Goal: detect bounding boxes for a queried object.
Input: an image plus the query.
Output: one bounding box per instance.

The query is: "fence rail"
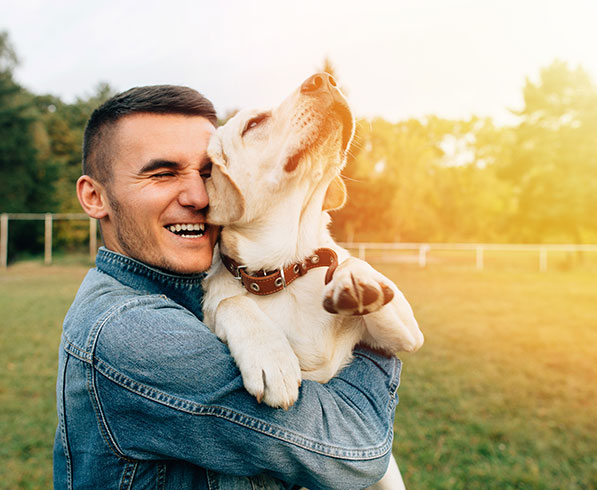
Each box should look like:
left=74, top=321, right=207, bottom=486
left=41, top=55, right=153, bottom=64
left=2, top=213, right=596, bottom=271
left=1, top=213, right=97, bottom=268
left=340, top=242, right=597, bottom=272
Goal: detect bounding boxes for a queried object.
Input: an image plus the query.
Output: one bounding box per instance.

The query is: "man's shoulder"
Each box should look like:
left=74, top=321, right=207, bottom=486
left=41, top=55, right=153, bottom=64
left=62, top=268, right=197, bottom=356
left=62, top=267, right=224, bottom=396
left=65, top=267, right=152, bottom=327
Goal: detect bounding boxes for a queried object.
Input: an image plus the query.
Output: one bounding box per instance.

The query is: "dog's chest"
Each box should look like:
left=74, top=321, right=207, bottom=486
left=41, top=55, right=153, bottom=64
left=203, top=266, right=363, bottom=382
left=253, top=282, right=362, bottom=381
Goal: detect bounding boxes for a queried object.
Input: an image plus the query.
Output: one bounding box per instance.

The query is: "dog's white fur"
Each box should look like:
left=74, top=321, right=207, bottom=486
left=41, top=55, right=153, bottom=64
left=202, top=75, right=423, bottom=489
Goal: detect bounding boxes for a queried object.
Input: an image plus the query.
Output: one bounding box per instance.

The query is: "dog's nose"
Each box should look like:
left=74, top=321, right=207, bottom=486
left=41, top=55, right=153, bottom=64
left=300, top=73, right=338, bottom=95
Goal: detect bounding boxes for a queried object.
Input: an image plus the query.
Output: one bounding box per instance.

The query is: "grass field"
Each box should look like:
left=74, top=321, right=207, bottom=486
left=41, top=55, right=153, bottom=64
left=1, top=256, right=595, bottom=489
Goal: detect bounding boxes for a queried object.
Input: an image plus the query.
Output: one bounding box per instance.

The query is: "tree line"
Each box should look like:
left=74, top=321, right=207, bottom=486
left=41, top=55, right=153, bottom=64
left=1, top=32, right=596, bottom=262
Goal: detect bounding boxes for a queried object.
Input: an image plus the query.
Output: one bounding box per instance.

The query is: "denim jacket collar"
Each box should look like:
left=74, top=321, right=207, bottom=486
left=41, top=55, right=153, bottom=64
left=95, top=247, right=206, bottom=320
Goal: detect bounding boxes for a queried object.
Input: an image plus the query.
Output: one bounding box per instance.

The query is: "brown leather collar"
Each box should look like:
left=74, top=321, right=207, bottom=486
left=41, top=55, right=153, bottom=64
left=221, top=248, right=338, bottom=296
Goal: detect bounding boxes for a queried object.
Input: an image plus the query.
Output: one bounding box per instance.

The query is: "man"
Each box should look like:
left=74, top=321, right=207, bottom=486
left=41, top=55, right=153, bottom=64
left=54, top=85, right=402, bottom=489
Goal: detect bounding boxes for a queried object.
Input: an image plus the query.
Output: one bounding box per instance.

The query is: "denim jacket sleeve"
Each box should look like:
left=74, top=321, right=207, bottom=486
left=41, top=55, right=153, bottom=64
left=87, top=294, right=401, bottom=489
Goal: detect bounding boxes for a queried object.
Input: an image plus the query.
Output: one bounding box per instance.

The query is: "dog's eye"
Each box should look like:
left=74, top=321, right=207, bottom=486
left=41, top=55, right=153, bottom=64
left=200, top=161, right=212, bottom=179
left=242, top=113, right=269, bottom=137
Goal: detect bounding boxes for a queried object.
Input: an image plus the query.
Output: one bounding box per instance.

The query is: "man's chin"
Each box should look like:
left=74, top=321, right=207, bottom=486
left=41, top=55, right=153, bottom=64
left=145, top=248, right=213, bottom=276
left=164, top=256, right=213, bottom=276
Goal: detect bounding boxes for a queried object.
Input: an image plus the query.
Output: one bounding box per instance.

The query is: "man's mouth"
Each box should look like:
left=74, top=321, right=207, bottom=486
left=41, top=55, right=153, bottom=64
left=165, top=223, right=206, bottom=238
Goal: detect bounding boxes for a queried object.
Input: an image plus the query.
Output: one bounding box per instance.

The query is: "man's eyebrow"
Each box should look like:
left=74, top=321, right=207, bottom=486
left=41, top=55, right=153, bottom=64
left=139, top=159, right=181, bottom=174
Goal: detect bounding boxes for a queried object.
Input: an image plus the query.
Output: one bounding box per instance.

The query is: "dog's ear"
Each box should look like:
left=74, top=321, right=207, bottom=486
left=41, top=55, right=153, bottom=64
left=206, top=137, right=245, bottom=225
left=323, top=175, right=347, bottom=211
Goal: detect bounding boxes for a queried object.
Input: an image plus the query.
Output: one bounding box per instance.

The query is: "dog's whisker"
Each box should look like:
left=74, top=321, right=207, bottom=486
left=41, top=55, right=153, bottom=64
left=348, top=139, right=365, bottom=151
left=345, top=149, right=359, bottom=160
left=339, top=174, right=364, bottom=184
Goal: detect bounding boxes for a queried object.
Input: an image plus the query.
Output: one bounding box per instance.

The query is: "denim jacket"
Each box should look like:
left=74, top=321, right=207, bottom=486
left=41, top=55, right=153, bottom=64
left=54, top=247, right=401, bottom=489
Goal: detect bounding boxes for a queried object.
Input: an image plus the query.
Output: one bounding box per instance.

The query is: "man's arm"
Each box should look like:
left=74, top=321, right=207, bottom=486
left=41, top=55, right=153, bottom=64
left=85, top=296, right=400, bottom=489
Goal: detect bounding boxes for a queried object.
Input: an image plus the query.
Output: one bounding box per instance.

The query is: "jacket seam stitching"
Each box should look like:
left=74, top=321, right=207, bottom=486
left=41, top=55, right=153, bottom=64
left=87, top=359, right=136, bottom=462
left=58, top=353, right=74, bottom=490
left=157, top=463, right=167, bottom=490
left=84, top=297, right=151, bottom=462
left=118, top=461, right=138, bottom=490
left=94, top=357, right=393, bottom=460
left=62, top=335, right=92, bottom=363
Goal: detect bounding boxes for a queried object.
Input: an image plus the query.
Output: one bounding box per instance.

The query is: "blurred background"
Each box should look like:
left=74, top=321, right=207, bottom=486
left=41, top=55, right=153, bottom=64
left=1, top=1, right=595, bottom=488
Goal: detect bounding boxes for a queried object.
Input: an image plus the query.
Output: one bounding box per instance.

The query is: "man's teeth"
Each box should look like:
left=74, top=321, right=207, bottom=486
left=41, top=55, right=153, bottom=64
left=167, top=223, right=206, bottom=236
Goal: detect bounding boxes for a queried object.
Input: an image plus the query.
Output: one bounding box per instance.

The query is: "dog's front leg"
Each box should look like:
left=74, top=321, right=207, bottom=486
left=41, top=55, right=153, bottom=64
left=215, top=295, right=302, bottom=409
left=359, top=281, right=424, bottom=353
left=323, top=257, right=423, bottom=353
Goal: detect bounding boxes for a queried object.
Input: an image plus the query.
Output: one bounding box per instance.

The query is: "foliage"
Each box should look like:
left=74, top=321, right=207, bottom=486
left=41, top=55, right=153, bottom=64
left=0, top=32, right=55, bottom=214
left=331, top=60, right=597, bottom=243
left=1, top=32, right=114, bottom=259
left=332, top=117, right=514, bottom=243
left=1, top=31, right=597, bottom=250
left=501, top=61, right=597, bottom=243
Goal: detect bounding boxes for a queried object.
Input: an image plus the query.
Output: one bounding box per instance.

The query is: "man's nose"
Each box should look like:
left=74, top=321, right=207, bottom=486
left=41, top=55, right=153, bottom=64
left=300, top=73, right=338, bottom=96
left=178, top=174, right=209, bottom=209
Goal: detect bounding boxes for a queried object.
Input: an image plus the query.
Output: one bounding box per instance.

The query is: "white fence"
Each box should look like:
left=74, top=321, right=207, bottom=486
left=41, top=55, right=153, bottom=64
left=0, top=213, right=97, bottom=268
left=1, top=213, right=596, bottom=271
left=340, top=242, right=597, bottom=272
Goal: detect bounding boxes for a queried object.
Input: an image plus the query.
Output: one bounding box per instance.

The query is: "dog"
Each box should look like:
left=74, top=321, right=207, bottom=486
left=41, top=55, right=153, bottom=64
left=202, top=73, right=424, bottom=489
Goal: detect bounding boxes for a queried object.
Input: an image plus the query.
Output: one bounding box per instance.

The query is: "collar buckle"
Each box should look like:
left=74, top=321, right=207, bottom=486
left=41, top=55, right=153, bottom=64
left=233, top=264, right=247, bottom=280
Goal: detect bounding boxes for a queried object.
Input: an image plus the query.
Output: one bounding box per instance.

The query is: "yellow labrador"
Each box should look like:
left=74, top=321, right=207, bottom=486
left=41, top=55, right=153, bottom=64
left=203, top=73, right=424, bottom=489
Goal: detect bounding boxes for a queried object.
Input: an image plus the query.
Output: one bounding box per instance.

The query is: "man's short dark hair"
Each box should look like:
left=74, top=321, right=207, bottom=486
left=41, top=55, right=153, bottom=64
left=82, top=85, right=218, bottom=184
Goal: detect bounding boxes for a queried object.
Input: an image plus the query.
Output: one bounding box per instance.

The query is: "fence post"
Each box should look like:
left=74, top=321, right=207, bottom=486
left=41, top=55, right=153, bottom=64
left=44, top=213, right=53, bottom=265
left=476, top=246, right=484, bottom=271
left=418, top=244, right=428, bottom=268
left=89, top=218, right=97, bottom=261
left=539, top=247, right=547, bottom=272
left=1, top=213, right=7, bottom=269
left=358, top=244, right=366, bottom=260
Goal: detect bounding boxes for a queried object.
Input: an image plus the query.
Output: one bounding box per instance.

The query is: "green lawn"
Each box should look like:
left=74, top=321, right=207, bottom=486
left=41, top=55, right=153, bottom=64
left=1, top=258, right=595, bottom=489
left=386, top=264, right=597, bottom=489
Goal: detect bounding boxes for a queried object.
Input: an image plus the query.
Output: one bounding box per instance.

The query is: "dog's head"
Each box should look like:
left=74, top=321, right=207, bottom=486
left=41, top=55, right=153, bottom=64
left=206, top=73, right=354, bottom=225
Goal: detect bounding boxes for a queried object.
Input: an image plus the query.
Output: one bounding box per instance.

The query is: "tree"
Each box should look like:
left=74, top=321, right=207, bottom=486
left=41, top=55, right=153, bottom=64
left=502, top=60, right=597, bottom=242
left=34, top=82, right=115, bottom=214
left=331, top=117, right=444, bottom=242
left=32, top=83, right=115, bottom=248
left=0, top=31, right=55, bottom=214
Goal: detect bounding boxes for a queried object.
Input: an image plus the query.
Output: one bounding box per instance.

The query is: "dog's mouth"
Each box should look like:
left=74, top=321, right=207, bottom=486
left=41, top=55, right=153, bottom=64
left=164, top=223, right=207, bottom=238
left=285, top=100, right=354, bottom=172
left=333, top=99, right=355, bottom=152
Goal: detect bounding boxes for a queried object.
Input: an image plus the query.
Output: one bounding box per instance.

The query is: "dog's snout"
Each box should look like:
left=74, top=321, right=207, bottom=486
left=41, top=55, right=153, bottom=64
left=300, top=73, right=337, bottom=95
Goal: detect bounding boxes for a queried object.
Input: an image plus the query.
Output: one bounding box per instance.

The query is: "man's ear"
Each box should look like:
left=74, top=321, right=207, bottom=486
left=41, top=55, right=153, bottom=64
left=76, top=175, right=109, bottom=219
left=205, top=137, right=245, bottom=225
left=323, top=175, right=347, bottom=211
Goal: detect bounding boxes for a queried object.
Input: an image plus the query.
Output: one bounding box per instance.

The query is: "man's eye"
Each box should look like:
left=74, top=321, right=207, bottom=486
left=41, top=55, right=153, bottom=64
left=242, top=113, right=269, bottom=136
left=152, top=172, right=175, bottom=178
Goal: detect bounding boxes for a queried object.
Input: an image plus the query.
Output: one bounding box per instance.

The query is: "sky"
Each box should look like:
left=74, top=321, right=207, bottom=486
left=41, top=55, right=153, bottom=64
left=3, top=0, right=597, bottom=125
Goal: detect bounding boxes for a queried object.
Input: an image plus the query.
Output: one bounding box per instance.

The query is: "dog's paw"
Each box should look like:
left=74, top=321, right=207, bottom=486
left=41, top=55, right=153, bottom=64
left=235, top=333, right=302, bottom=410
left=323, top=257, right=394, bottom=316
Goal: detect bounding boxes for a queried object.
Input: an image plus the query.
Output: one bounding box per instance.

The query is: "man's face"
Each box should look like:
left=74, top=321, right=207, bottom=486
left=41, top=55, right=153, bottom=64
left=100, top=113, right=219, bottom=274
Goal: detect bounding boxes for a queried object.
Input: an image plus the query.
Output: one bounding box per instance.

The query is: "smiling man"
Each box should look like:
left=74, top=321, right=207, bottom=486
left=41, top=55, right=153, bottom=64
left=76, top=94, right=219, bottom=273
left=54, top=85, right=403, bottom=490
